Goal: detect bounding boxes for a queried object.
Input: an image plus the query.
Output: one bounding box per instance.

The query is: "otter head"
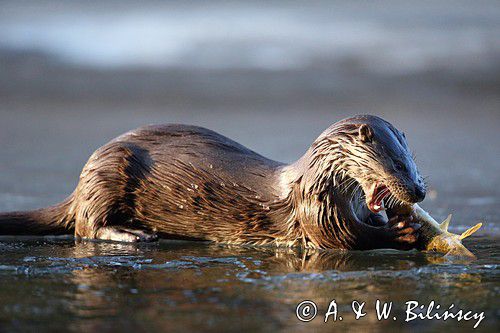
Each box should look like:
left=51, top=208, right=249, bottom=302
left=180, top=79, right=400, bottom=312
left=331, top=115, right=426, bottom=213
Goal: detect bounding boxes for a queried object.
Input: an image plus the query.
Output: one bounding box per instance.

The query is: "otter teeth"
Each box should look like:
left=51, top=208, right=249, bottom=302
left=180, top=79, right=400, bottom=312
left=373, top=200, right=385, bottom=210
left=368, top=183, right=390, bottom=213
left=373, top=201, right=385, bottom=211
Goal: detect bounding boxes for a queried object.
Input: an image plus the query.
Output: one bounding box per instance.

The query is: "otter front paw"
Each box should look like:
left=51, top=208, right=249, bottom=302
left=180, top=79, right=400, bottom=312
left=384, top=215, right=421, bottom=250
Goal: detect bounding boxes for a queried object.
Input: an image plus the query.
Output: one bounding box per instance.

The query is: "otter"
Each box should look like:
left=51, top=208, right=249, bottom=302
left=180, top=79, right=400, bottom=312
left=0, top=115, right=425, bottom=250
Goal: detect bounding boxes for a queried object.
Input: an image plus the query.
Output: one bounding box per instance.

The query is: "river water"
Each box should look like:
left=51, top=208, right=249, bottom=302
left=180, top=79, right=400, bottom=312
left=0, top=1, right=499, bottom=332
left=0, top=236, right=498, bottom=332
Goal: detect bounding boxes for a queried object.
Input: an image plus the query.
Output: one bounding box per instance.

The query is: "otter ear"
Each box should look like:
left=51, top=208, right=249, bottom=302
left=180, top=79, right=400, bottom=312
left=358, top=124, right=373, bottom=143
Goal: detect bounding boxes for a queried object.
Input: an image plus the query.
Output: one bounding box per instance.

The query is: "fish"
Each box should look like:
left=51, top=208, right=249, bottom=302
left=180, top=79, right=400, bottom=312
left=402, top=204, right=482, bottom=258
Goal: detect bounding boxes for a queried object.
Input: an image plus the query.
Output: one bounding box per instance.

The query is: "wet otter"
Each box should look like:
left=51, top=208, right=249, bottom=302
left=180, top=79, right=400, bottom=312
left=0, top=115, right=425, bottom=250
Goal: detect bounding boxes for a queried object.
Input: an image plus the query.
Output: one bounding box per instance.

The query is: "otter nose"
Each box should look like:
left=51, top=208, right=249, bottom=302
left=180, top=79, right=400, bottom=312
left=414, top=185, right=426, bottom=202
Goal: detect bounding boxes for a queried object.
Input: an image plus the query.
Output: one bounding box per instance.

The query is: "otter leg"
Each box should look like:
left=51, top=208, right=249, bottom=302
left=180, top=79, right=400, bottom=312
left=73, top=142, right=158, bottom=242
left=94, top=226, right=158, bottom=242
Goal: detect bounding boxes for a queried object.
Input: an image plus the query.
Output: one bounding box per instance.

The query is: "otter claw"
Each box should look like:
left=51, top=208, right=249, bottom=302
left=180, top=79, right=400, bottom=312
left=397, top=224, right=421, bottom=235
left=395, top=233, right=418, bottom=244
left=392, top=222, right=406, bottom=229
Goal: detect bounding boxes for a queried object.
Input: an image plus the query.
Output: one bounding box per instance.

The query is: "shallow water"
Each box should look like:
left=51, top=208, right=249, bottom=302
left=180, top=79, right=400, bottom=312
left=0, top=236, right=498, bottom=332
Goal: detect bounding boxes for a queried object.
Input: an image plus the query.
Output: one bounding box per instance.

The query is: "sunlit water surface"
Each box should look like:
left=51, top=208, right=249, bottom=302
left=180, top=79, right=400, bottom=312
left=0, top=235, right=498, bottom=332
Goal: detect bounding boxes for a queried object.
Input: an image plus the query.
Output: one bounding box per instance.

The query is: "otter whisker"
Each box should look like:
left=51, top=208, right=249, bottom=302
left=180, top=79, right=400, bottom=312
left=388, top=197, right=394, bottom=209
left=349, top=183, right=363, bottom=202
left=385, top=195, right=393, bottom=209
left=390, top=197, right=398, bottom=209
left=339, top=176, right=357, bottom=194
left=387, top=194, right=397, bottom=209
left=374, top=188, right=390, bottom=203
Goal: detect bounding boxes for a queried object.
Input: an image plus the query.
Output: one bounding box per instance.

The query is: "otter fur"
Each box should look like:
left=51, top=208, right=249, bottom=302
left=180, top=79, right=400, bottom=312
left=0, top=115, right=425, bottom=250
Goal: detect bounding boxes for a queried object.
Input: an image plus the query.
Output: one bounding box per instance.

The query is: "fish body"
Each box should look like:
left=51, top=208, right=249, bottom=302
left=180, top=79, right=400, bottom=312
left=402, top=204, right=482, bottom=258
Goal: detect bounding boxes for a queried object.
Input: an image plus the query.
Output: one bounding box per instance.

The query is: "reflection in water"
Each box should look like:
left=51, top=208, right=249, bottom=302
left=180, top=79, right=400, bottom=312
left=0, top=237, right=497, bottom=332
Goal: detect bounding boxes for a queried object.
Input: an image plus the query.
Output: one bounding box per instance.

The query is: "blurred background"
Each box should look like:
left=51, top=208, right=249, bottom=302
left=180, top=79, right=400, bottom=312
left=0, top=0, right=499, bottom=231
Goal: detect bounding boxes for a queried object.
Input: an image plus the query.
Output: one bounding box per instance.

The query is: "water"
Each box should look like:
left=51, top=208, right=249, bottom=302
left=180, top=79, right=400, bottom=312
left=0, top=236, right=497, bottom=332
left=1, top=103, right=498, bottom=333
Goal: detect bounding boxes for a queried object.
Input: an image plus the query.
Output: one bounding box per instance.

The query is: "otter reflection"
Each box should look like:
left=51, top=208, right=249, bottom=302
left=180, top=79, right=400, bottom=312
left=68, top=239, right=442, bottom=274
left=213, top=245, right=446, bottom=272
left=59, top=240, right=482, bottom=331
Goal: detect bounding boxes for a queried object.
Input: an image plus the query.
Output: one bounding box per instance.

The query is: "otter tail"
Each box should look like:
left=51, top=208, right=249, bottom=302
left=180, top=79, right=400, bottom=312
left=0, top=196, right=74, bottom=236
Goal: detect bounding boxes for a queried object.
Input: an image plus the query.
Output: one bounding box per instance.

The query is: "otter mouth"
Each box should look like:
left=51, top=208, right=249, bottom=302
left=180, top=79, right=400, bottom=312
left=366, top=182, right=391, bottom=213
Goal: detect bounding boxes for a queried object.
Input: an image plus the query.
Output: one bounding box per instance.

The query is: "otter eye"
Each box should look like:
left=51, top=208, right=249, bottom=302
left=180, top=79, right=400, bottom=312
left=395, top=161, right=406, bottom=172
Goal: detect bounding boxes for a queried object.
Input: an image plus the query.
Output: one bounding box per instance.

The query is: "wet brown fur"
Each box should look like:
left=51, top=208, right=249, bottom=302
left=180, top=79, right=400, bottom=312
left=0, top=116, right=423, bottom=250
